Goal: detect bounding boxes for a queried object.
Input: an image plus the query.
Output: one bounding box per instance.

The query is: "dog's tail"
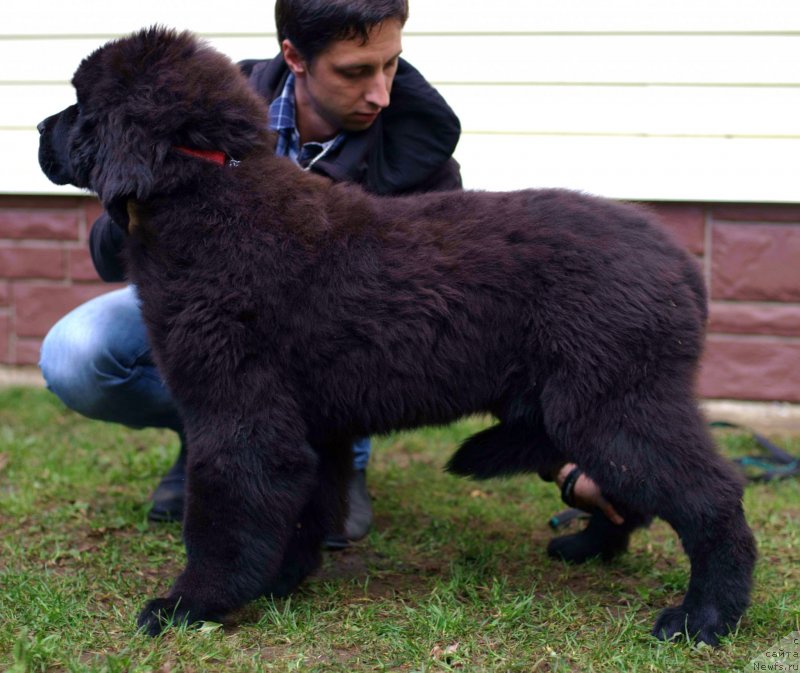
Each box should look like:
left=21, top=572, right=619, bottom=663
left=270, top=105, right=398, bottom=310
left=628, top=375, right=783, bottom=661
left=446, top=422, right=557, bottom=480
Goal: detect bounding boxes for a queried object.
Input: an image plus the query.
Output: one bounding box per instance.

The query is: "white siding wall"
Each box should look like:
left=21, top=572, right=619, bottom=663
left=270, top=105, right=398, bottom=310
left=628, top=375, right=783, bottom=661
left=3, top=0, right=799, bottom=201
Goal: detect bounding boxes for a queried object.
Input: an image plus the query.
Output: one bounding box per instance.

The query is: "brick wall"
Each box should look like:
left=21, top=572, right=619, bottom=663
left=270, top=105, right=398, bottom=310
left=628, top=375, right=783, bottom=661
left=1, top=195, right=799, bottom=402
left=0, top=195, right=122, bottom=366
left=647, top=202, right=800, bottom=403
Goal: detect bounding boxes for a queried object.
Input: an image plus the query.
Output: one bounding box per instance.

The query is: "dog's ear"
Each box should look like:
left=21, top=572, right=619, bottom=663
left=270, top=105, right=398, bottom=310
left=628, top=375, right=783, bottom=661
left=97, top=124, right=162, bottom=206
left=88, top=118, right=169, bottom=231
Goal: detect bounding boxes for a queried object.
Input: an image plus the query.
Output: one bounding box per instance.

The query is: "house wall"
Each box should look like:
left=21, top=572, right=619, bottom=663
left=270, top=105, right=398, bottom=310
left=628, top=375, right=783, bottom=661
left=2, top=1, right=799, bottom=401
left=4, top=0, right=800, bottom=201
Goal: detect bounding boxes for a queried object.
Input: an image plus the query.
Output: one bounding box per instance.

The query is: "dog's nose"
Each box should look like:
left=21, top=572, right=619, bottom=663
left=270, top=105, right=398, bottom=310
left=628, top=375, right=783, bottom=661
left=37, top=120, right=47, bottom=135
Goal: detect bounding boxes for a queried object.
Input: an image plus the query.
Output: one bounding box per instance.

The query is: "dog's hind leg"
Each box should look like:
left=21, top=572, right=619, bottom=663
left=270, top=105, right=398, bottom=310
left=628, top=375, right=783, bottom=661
left=547, top=507, right=652, bottom=564
left=543, top=374, right=757, bottom=646
left=645, top=433, right=756, bottom=647
left=448, top=421, right=650, bottom=563
left=136, top=407, right=319, bottom=636
left=448, top=414, right=647, bottom=563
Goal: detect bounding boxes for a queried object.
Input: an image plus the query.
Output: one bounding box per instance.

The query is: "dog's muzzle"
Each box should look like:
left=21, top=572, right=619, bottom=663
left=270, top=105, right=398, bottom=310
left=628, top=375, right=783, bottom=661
left=37, top=105, right=80, bottom=186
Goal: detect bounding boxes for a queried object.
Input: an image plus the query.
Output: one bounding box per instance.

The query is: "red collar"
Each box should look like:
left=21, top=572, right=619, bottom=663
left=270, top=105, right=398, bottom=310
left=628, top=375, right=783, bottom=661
left=173, top=146, right=228, bottom=166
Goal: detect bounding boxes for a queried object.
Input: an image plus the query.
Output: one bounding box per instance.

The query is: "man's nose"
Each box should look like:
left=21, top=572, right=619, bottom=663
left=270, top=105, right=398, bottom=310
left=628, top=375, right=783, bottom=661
left=365, top=73, right=391, bottom=109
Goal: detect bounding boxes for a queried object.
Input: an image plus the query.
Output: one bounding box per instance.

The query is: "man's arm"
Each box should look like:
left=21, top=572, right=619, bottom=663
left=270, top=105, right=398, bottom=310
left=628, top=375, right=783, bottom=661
left=89, top=212, right=127, bottom=282
left=552, top=463, right=624, bottom=524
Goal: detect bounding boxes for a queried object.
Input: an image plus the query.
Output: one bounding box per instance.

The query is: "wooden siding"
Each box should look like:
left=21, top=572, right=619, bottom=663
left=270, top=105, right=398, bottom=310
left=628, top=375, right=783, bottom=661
left=2, top=0, right=800, bottom=201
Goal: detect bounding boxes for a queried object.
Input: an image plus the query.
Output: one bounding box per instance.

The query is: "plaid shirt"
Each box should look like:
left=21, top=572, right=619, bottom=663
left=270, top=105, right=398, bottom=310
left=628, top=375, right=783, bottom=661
left=268, top=73, right=344, bottom=169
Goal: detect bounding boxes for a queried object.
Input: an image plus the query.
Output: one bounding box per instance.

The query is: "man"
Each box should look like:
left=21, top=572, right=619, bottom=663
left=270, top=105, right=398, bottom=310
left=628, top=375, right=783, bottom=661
left=40, top=0, right=620, bottom=547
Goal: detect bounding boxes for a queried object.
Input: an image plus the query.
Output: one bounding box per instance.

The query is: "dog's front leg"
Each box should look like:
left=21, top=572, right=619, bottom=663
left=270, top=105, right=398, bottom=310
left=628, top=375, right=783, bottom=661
left=137, top=410, right=318, bottom=636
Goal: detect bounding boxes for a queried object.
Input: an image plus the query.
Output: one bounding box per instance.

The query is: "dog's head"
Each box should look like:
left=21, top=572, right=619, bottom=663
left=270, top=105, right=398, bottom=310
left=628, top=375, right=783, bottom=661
left=38, top=26, right=269, bottom=225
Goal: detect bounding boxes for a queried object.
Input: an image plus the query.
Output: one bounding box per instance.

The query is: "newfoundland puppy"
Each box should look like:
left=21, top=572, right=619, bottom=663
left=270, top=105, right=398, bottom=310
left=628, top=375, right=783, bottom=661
left=37, top=27, right=756, bottom=644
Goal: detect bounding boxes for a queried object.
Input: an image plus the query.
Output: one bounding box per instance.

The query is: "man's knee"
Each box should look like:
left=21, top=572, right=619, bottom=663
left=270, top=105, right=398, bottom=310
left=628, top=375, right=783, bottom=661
left=39, top=287, right=150, bottom=419
left=41, top=313, right=116, bottom=417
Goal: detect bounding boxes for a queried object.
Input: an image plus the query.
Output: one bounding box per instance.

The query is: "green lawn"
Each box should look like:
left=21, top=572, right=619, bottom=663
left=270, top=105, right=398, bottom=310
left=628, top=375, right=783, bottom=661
left=1, top=387, right=798, bottom=672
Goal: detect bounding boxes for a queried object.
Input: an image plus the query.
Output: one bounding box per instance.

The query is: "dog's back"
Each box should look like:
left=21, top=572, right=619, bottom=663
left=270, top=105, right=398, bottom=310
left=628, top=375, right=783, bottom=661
left=124, top=163, right=706, bottom=443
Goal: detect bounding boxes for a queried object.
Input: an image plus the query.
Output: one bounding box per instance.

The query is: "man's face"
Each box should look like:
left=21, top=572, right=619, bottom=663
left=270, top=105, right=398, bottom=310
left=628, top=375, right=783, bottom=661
left=284, top=18, right=403, bottom=141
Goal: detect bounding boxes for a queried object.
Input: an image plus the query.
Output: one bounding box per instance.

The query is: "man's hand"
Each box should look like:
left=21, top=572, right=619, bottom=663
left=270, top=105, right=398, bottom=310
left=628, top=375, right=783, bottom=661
left=556, top=463, right=624, bottom=525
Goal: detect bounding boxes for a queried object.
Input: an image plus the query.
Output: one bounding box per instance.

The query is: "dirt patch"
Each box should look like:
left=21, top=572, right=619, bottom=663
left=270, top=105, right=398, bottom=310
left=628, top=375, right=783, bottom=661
left=312, top=545, right=446, bottom=600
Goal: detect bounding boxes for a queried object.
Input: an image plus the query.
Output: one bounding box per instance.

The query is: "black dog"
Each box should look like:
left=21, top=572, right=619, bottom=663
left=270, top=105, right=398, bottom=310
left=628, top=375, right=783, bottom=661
left=37, top=27, right=756, bottom=644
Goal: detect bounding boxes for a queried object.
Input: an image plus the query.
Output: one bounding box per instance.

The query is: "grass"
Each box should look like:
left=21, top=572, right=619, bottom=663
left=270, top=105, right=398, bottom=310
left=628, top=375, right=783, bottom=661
left=0, top=387, right=798, bottom=672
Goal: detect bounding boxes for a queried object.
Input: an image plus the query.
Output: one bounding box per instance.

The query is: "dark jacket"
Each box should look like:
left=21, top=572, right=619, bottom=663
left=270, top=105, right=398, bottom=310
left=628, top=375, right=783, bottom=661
left=90, top=55, right=463, bottom=282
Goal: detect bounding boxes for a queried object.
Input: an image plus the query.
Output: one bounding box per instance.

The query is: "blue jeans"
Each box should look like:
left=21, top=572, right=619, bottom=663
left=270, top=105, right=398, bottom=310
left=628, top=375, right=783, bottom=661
left=39, top=286, right=371, bottom=470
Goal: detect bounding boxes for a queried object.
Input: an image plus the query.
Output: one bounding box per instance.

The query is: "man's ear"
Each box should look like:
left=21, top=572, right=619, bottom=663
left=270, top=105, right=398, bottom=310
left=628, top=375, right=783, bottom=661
left=281, top=39, right=308, bottom=76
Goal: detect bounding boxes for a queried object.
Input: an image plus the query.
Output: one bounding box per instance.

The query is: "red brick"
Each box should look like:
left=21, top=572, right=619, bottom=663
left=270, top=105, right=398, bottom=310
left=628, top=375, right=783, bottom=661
left=84, top=199, right=105, bottom=228
left=0, top=195, right=88, bottom=210
left=0, top=281, right=8, bottom=306
left=69, top=248, right=101, bottom=282
left=699, top=336, right=800, bottom=402
left=0, top=210, right=80, bottom=241
left=13, top=283, right=114, bottom=338
left=645, top=203, right=706, bottom=255
left=0, top=246, right=65, bottom=279
left=712, top=204, right=800, bottom=223
left=15, top=338, right=43, bottom=366
left=711, top=223, right=800, bottom=301
left=709, top=302, right=800, bottom=338
left=0, top=314, right=9, bottom=363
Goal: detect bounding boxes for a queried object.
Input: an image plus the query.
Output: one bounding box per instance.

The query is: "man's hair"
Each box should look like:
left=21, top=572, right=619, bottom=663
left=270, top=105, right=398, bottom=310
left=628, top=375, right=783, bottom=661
left=275, top=0, right=409, bottom=62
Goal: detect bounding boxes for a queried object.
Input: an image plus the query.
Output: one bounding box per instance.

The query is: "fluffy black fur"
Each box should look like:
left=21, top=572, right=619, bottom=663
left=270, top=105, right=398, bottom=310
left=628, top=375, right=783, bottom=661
left=38, top=27, right=756, bottom=644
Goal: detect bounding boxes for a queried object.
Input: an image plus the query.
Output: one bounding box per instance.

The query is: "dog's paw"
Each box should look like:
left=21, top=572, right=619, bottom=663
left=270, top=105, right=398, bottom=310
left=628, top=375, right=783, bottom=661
left=136, top=596, right=195, bottom=637
left=547, top=530, right=602, bottom=564
left=547, top=528, right=627, bottom=564
left=262, top=569, right=305, bottom=599
left=652, top=605, right=727, bottom=647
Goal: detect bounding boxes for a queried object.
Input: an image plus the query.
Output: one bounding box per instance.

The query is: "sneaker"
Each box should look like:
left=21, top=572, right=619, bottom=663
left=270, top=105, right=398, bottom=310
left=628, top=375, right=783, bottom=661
left=324, top=468, right=373, bottom=550
left=147, top=440, right=186, bottom=523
